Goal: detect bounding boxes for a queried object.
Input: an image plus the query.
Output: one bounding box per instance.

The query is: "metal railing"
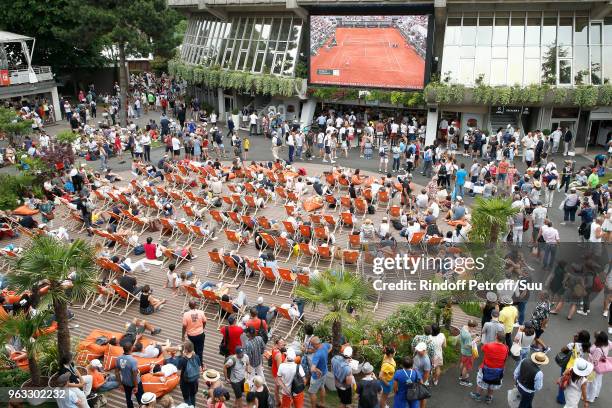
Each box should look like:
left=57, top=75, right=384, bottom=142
left=6, top=65, right=53, bottom=85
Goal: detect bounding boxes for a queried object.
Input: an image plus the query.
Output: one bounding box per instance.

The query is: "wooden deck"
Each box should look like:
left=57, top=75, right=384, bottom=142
left=4, top=162, right=461, bottom=408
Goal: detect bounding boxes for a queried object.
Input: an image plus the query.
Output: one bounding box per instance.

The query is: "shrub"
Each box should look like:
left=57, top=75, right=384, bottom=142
left=55, top=130, right=79, bottom=145
left=0, top=173, right=38, bottom=210
left=0, top=368, right=30, bottom=387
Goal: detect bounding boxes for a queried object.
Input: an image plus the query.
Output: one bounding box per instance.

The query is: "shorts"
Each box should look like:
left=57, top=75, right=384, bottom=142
left=318, top=143, right=324, bottom=149
left=380, top=379, right=393, bottom=394
left=231, top=379, right=245, bottom=398
left=173, top=149, right=180, bottom=156
left=476, top=368, right=503, bottom=391
left=325, top=146, right=331, bottom=154
left=140, top=305, right=154, bottom=315
left=460, top=355, right=473, bottom=371
left=308, top=375, right=325, bottom=394
left=337, top=387, right=352, bottom=404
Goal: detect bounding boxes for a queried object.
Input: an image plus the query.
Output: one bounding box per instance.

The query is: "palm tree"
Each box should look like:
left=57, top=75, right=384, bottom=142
left=295, top=270, right=374, bottom=354
left=8, top=236, right=97, bottom=363
left=468, top=196, right=519, bottom=243
left=0, top=310, right=53, bottom=386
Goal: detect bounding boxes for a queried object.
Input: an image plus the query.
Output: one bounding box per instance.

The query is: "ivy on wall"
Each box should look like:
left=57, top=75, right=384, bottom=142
left=305, top=87, right=425, bottom=107
left=168, top=60, right=303, bottom=98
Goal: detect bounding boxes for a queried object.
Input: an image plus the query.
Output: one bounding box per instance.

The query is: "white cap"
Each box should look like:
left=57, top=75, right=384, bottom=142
left=90, top=359, right=102, bottom=369
left=257, top=297, right=264, bottom=305
left=141, top=392, right=156, bottom=404
left=415, top=342, right=427, bottom=352
left=286, top=348, right=297, bottom=361
left=342, top=346, right=353, bottom=358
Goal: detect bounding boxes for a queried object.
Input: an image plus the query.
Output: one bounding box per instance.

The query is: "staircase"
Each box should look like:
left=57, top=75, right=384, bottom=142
left=489, top=112, right=518, bottom=135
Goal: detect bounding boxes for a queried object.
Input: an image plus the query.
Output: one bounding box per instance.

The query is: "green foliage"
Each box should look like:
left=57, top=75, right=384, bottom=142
left=598, top=84, right=612, bottom=105
left=469, top=196, right=518, bottom=243
left=294, top=60, right=308, bottom=79
left=0, top=0, right=105, bottom=74
left=377, top=302, right=437, bottom=346
left=55, top=130, right=79, bottom=145
left=424, top=82, right=465, bottom=104
left=459, top=302, right=483, bottom=318
left=0, top=107, right=33, bottom=145
left=542, top=129, right=552, bottom=136
left=573, top=85, right=599, bottom=107
left=0, top=368, right=30, bottom=387
left=0, top=173, right=38, bottom=210
left=552, top=88, right=569, bottom=104
left=170, top=60, right=299, bottom=97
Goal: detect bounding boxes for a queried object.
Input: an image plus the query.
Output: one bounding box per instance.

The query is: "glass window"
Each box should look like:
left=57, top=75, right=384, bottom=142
left=591, top=46, right=602, bottom=84
left=474, top=47, right=491, bottom=82
left=509, top=13, right=525, bottom=46
left=524, top=59, right=541, bottom=85
left=490, top=60, right=507, bottom=85
left=541, top=45, right=557, bottom=84
left=459, top=59, right=475, bottom=84
left=559, top=59, right=572, bottom=84
left=441, top=46, right=460, bottom=81
left=508, top=49, right=524, bottom=85
left=445, top=18, right=462, bottom=46
left=603, top=45, right=612, bottom=83
left=605, top=18, right=612, bottom=45
left=461, top=18, right=477, bottom=46
left=525, top=46, right=540, bottom=59
left=575, top=17, right=589, bottom=46
left=526, top=12, right=542, bottom=45
left=493, top=17, right=509, bottom=45
left=591, top=23, right=602, bottom=45
left=542, top=17, right=557, bottom=47
left=558, top=17, right=573, bottom=46
left=574, top=46, right=589, bottom=85
left=477, top=18, right=493, bottom=45
left=492, top=46, right=507, bottom=59
left=254, top=52, right=265, bottom=73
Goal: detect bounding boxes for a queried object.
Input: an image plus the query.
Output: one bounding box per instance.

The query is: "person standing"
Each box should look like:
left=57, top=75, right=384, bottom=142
left=469, top=331, right=509, bottom=404
left=513, top=352, right=549, bottom=408
left=220, top=314, right=244, bottom=357
left=224, top=347, right=251, bottom=408
left=392, top=357, right=422, bottom=408
left=176, top=340, right=201, bottom=407
left=287, top=132, right=295, bottom=164
left=563, top=127, right=574, bottom=156
left=244, top=327, right=266, bottom=379
left=413, top=343, right=432, bottom=407
left=182, top=300, right=207, bottom=369
left=356, top=362, right=382, bottom=408
left=331, top=347, right=355, bottom=408
left=498, top=295, right=518, bottom=348
left=539, top=219, right=560, bottom=269
left=378, top=346, right=396, bottom=408
left=272, top=132, right=281, bottom=161
left=115, top=343, right=143, bottom=408
left=141, top=131, right=151, bottom=162
left=249, top=111, right=259, bottom=137
left=455, top=163, right=468, bottom=199
left=563, top=358, right=594, bottom=408
left=308, top=336, right=332, bottom=408
left=276, top=348, right=306, bottom=408
left=459, top=320, right=479, bottom=386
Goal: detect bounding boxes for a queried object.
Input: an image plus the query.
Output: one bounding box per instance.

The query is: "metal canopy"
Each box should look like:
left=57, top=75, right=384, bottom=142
left=0, top=31, right=34, bottom=43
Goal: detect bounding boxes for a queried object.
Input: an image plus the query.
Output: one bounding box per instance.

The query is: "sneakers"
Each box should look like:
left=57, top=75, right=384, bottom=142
left=577, top=310, right=589, bottom=316
left=151, top=328, right=162, bottom=336
left=469, top=392, right=482, bottom=401
left=484, top=396, right=493, bottom=404
left=459, top=379, right=472, bottom=387
left=604, top=310, right=609, bottom=317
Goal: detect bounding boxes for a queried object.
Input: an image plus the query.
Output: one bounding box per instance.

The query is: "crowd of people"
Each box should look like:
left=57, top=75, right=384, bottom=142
left=1, top=72, right=612, bottom=408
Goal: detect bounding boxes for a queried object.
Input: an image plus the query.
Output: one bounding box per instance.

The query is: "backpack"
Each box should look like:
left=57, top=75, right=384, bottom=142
left=275, top=137, right=282, bottom=146
left=257, top=319, right=269, bottom=343
left=392, top=219, right=404, bottom=230
left=183, top=355, right=201, bottom=382
left=214, top=132, right=222, bottom=144
left=290, top=363, right=305, bottom=394
left=438, top=165, right=447, bottom=176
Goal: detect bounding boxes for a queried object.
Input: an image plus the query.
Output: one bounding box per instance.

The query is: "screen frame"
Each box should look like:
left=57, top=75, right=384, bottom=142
left=306, top=5, right=435, bottom=91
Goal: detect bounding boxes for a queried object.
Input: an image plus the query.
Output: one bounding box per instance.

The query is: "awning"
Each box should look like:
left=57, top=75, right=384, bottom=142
left=0, top=31, right=34, bottom=43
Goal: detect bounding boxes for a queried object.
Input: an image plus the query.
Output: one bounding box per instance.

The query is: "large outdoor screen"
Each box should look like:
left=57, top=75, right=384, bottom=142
left=309, top=15, right=429, bottom=89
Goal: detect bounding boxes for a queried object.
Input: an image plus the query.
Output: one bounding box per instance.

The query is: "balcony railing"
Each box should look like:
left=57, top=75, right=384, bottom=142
left=6, top=65, right=53, bottom=85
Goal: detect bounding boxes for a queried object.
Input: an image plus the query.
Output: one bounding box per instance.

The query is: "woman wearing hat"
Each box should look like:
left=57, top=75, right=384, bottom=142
left=562, top=358, right=593, bottom=408
left=556, top=330, right=592, bottom=405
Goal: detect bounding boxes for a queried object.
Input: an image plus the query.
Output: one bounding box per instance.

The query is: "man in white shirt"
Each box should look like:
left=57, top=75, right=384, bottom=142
left=378, top=217, right=390, bottom=238
left=551, top=127, right=562, bottom=153
left=249, top=112, right=258, bottom=136
left=171, top=135, right=181, bottom=157
left=210, top=111, right=217, bottom=126
left=271, top=132, right=281, bottom=160
left=416, top=189, right=429, bottom=211
left=295, top=132, right=304, bottom=160
left=141, top=133, right=151, bottom=162
left=531, top=201, right=547, bottom=244
left=276, top=348, right=305, bottom=407
left=335, top=116, right=344, bottom=129
left=286, top=132, right=295, bottom=164
left=39, top=133, right=50, bottom=149
left=539, top=220, right=559, bottom=269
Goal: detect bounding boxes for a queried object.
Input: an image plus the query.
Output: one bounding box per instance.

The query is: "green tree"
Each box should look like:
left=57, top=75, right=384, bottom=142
left=65, top=0, right=181, bottom=125
left=0, top=0, right=104, bottom=75
left=0, top=310, right=53, bottom=386
left=469, top=196, right=518, bottom=243
left=295, top=270, right=374, bottom=353
left=0, top=107, right=32, bottom=146
left=8, top=236, right=97, bottom=364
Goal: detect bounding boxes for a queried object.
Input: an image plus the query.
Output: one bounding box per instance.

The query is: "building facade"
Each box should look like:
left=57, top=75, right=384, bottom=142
left=0, top=31, right=61, bottom=123
left=170, top=0, right=612, bottom=152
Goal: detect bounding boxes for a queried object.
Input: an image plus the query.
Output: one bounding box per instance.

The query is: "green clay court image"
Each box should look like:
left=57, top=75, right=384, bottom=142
left=309, top=15, right=428, bottom=89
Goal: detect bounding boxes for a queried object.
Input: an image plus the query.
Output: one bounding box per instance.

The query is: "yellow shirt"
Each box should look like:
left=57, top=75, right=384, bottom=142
left=380, top=356, right=396, bottom=383
left=244, top=138, right=250, bottom=150
left=499, top=305, right=518, bottom=334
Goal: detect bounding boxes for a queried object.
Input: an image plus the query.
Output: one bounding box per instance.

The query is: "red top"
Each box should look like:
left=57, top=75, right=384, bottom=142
left=246, top=318, right=268, bottom=333
left=481, top=342, right=508, bottom=369
left=498, top=161, right=509, bottom=174
left=143, top=243, right=157, bottom=260
left=220, top=325, right=244, bottom=355
left=271, top=348, right=286, bottom=377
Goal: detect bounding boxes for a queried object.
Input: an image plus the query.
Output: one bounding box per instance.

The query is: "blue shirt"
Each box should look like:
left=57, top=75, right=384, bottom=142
left=117, top=354, right=139, bottom=386
left=456, top=169, right=468, bottom=185
left=311, top=343, right=331, bottom=379
left=393, top=368, right=421, bottom=408
left=513, top=360, right=543, bottom=393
